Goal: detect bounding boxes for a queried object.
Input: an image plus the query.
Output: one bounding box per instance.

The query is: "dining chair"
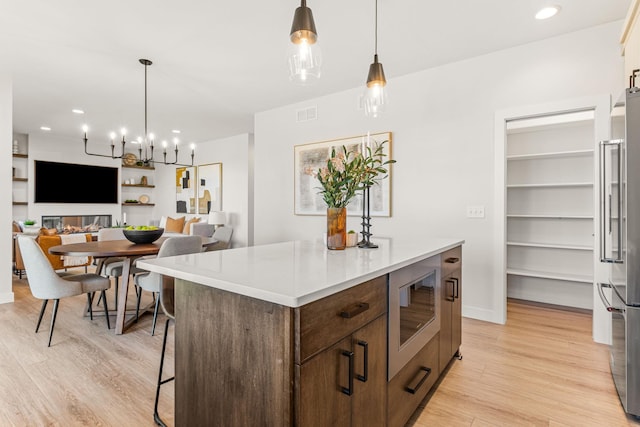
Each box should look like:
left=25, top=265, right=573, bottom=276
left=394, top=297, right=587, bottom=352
left=18, top=236, right=111, bottom=347
left=204, top=226, right=233, bottom=251
left=96, top=227, right=142, bottom=309
left=134, top=236, right=202, bottom=336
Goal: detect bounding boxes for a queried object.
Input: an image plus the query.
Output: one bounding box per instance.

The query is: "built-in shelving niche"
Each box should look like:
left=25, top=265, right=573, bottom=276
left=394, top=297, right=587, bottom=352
left=505, top=110, right=595, bottom=310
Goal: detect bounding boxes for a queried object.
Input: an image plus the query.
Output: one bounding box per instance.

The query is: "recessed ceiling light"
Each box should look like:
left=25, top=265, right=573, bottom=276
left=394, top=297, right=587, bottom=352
left=72, top=109, right=85, bottom=114
left=40, top=126, right=51, bottom=131
left=535, top=5, right=560, bottom=20
left=172, top=129, right=181, bottom=134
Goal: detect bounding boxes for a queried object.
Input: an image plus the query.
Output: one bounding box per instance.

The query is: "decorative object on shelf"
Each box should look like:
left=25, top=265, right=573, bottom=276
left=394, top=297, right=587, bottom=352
left=288, top=0, right=321, bottom=84
left=138, top=194, right=150, bottom=204
left=124, top=199, right=139, bottom=204
left=140, top=176, right=148, bottom=186
left=123, top=227, right=164, bottom=244
left=363, top=0, right=387, bottom=118
left=197, top=163, right=222, bottom=214
left=122, top=152, right=137, bottom=166
left=358, top=136, right=394, bottom=248
left=82, top=58, right=195, bottom=166
left=12, top=140, right=18, bottom=154
left=176, top=166, right=196, bottom=214
left=208, top=211, right=226, bottom=230
left=294, top=132, right=393, bottom=216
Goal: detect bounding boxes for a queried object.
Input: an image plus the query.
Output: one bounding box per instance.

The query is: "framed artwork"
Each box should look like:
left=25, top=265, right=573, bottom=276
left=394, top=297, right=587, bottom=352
left=294, top=131, right=393, bottom=216
left=197, top=163, right=223, bottom=214
left=176, top=166, right=196, bottom=214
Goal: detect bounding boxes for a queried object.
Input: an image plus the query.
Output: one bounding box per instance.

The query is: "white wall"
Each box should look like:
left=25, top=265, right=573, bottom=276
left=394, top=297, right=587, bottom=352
left=254, top=22, right=626, bottom=323
left=1, top=74, right=14, bottom=304
left=154, top=133, right=254, bottom=248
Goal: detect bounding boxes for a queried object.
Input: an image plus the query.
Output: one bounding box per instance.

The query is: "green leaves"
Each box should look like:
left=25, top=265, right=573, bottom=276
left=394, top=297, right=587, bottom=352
left=314, top=139, right=395, bottom=208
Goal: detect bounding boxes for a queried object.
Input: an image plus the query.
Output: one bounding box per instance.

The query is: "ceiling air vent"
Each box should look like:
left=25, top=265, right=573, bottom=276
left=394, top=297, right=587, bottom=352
left=296, top=106, right=318, bottom=122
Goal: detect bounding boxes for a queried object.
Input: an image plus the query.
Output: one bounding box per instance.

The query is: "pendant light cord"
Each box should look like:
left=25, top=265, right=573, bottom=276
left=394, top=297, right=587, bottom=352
left=374, top=0, right=378, bottom=56
left=144, top=62, right=148, bottom=138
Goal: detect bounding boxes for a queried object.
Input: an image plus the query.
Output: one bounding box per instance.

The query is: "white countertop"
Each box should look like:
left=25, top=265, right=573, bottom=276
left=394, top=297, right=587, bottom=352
left=137, top=237, right=464, bottom=307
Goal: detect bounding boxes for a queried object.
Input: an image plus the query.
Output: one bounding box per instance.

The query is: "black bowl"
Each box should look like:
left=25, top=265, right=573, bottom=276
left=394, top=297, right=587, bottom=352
left=122, top=228, right=164, bottom=244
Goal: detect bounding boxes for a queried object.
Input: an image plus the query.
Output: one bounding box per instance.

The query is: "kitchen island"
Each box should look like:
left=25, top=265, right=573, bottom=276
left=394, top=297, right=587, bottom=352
left=138, top=236, right=464, bottom=426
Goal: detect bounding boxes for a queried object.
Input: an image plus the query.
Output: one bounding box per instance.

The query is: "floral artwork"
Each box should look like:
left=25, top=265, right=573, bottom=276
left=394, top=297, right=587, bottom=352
left=294, top=132, right=393, bottom=216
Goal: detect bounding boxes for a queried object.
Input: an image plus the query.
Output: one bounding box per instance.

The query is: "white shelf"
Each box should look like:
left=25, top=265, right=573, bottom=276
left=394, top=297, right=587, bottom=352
left=506, top=268, right=593, bottom=284
left=507, top=182, right=593, bottom=188
left=507, top=241, right=593, bottom=251
left=507, top=214, right=594, bottom=219
left=506, top=149, right=594, bottom=161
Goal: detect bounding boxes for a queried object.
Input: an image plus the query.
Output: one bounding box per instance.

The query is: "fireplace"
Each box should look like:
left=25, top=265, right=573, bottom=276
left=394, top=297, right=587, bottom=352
left=41, top=215, right=112, bottom=234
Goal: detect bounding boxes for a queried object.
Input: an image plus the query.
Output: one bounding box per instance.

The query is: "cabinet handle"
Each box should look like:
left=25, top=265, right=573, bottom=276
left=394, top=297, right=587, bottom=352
left=452, top=277, right=459, bottom=299
left=445, top=280, right=455, bottom=302
left=341, top=350, right=354, bottom=396
left=445, top=257, right=459, bottom=264
left=339, top=302, right=370, bottom=319
left=356, top=340, right=368, bottom=382
left=405, top=366, right=432, bottom=395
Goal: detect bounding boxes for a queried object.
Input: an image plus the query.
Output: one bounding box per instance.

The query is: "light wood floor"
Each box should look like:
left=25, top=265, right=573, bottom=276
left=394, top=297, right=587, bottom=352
left=2, top=275, right=639, bottom=426
left=410, top=300, right=640, bottom=427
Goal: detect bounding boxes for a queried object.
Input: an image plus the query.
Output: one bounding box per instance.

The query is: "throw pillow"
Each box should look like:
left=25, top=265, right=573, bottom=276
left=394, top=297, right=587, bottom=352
left=165, top=216, right=186, bottom=233
left=183, top=217, right=201, bottom=235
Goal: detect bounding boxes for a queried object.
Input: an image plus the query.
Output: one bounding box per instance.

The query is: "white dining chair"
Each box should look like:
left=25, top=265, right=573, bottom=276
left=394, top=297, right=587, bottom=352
left=18, top=236, right=111, bottom=346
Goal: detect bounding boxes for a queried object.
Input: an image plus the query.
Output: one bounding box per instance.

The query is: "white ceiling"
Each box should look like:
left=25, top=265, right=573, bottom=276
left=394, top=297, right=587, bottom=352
left=0, top=0, right=631, bottom=145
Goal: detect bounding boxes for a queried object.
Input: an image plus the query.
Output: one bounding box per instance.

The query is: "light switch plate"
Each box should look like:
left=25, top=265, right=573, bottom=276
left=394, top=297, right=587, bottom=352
left=467, top=206, right=485, bottom=218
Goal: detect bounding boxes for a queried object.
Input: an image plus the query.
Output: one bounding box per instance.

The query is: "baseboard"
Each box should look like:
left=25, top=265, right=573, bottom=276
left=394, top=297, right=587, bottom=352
left=462, top=305, right=502, bottom=324
left=0, top=292, right=14, bottom=304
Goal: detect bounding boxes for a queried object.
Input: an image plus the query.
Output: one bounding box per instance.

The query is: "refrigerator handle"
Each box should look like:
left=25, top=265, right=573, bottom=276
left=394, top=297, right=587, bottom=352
left=597, top=282, right=623, bottom=313
left=599, top=140, right=624, bottom=263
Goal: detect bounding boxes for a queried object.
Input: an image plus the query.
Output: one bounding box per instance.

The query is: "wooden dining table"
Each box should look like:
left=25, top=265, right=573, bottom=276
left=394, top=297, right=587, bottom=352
left=49, top=236, right=217, bottom=334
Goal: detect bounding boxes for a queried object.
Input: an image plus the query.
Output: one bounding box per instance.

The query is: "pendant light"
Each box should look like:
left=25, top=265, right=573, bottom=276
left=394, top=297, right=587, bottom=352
left=364, top=0, right=387, bottom=118
left=83, top=59, right=195, bottom=167
left=288, top=0, right=322, bottom=84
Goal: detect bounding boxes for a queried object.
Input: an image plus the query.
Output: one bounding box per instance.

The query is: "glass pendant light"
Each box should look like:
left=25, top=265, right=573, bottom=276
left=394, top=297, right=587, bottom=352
left=364, top=0, right=387, bottom=118
left=288, top=0, right=321, bottom=84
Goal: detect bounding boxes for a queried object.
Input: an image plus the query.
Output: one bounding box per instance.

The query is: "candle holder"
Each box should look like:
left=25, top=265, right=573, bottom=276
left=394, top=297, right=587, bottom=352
left=358, top=184, right=378, bottom=249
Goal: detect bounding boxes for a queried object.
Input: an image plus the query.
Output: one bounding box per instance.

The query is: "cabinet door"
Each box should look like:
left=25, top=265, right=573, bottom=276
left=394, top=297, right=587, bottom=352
left=298, top=336, right=352, bottom=427
left=352, top=315, right=387, bottom=427
left=439, top=275, right=454, bottom=372
left=450, top=271, right=462, bottom=356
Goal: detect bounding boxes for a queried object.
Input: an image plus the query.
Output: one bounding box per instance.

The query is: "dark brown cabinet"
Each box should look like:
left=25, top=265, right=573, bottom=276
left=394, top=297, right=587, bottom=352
left=297, top=315, right=387, bottom=427
left=296, top=277, right=388, bottom=427
left=439, top=245, right=462, bottom=372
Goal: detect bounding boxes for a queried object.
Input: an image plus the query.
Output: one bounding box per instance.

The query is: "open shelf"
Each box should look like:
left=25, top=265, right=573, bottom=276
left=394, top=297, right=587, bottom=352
left=507, top=182, right=593, bottom=188
left=506, top=149, right=594, bottom=161
left=12, top=153, right=28, bottom=159
left=12, top=177, right=27, bottom=182
left=507, top=241, right=593, bottom=251
left=12, top=202, right=27, bottom=206
left=506, top=268, right=593, bottom=284
left=122, top=164, right=155, bottom=170
left=507, top=214, right=594, bottom=219
left=122, top=184, right=155, bottom=188
left=122, top=203, right=155, bottom=206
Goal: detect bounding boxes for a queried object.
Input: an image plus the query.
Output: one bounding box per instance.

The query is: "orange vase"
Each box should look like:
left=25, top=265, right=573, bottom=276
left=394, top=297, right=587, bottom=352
left=327, top=207, right=347, bottom=250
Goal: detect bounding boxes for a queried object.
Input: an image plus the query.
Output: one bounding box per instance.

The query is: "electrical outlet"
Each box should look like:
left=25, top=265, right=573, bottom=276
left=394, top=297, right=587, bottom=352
left=466, top=206, right=485, bottom=218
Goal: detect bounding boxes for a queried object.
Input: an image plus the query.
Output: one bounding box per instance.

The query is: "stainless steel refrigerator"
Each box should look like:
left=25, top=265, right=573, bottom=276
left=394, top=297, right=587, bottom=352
left=598, top=88, right=640, bottom=417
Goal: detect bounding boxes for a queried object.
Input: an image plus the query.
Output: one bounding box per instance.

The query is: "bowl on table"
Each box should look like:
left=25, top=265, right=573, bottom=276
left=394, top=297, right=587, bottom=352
left=122, top=227, right=164, bottom=244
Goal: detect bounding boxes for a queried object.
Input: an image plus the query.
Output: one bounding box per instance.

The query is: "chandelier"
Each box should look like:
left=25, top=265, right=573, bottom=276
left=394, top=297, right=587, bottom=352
left=82, top=58, right=195, bottom=167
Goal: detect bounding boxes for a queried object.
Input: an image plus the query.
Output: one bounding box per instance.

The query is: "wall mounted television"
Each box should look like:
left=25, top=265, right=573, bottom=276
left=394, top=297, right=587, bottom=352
left=34, top=160, right=118, bottom=204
